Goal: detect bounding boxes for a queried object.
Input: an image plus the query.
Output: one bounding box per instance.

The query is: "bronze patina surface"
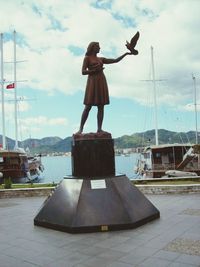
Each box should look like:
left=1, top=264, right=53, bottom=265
left=34, top=135, right=160, bottom=233
left=34, top=33, right=160, bottom=233
left=76, top=35, right=139, bottom=134
left=72, top=133, right=115, bottom=177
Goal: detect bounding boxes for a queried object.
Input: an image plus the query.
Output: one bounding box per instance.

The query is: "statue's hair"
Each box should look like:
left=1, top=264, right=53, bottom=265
left=85, top=42, right=99, bottom=56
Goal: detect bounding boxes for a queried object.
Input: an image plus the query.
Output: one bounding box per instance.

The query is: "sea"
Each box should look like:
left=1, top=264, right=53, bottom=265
left=40, top=153, right=139, bottom=183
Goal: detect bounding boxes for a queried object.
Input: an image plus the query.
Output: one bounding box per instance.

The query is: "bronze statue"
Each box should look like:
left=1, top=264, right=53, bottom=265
left=126, top=31, right=140, bottom=55
left=76, top=33, right=139, bottom=134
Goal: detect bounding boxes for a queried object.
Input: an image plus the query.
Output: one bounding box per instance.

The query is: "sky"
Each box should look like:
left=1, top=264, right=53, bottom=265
left=0, top=0, right=200, bottom=141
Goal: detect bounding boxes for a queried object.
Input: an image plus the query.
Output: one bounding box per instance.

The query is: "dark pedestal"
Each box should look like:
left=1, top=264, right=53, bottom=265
left=34, top=175, right=160, bottom=233
left=34, top=132, right=160, bottom=233
left=71, top=133, right=115, bottom=177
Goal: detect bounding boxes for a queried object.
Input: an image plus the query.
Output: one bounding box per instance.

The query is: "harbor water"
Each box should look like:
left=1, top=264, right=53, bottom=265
left=40, top=153, right=138, bottom=183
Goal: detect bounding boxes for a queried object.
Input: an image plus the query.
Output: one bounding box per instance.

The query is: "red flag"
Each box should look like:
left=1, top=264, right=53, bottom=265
left=6, top=83, right=15, bottom=89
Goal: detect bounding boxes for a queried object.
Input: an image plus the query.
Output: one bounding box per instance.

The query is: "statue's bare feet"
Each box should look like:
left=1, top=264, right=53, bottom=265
left=97, top=129, right=107, bottom=134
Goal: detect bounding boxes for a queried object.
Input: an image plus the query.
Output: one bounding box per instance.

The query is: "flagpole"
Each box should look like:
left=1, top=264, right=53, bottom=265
left=151, top=46, right=159, bottom=146
left=192, top=75, right=198, bottom=144
left=0, top=33, right=6, bottom=149
left=13, top=30, right=18, bottom=149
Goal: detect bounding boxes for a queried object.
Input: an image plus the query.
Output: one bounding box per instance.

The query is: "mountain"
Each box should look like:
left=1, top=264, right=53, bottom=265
left=0, top=136, right=16, bottom=150
left=0, top=135, right=63, bottom=153
left=22, top=136, right=62, bottom=148
left=114, top=129, right=198, bottom=148
left=0, top=129, right=198, bottom=153
left=43, top=137, right=72, bottom=153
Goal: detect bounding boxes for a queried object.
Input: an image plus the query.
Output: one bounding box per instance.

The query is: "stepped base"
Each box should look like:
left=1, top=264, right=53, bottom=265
left=34, top=175, right=160, bottom=233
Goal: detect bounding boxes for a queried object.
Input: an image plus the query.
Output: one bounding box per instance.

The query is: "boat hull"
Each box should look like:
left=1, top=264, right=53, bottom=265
left=0, top=150, right=44, bottom=184
left=144, top=169, right=200, bottom=179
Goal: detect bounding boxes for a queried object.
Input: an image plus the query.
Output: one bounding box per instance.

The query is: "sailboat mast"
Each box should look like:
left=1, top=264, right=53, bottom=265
left=151, top=46, right=158, bottom=145
left=192, top=75, right=198, bottom=144
left=13, top=30, right=18, bottom=149
left=0, top=33, right=6, bottom=149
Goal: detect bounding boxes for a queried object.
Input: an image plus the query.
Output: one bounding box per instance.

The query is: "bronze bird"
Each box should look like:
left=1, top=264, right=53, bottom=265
left=126, top=31, right=140, bottom=55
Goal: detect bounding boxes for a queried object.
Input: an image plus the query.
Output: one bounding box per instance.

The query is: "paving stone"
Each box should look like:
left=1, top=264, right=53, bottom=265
left=75, top=245, right=108, bottom=257
left=80, top=256, right=113, bottom=267
left=153, top=249, right=180, bottom=261
left=98, top=249, right=127, bottom=261
left=108, top=261, right=137, bottom=267
left=118, top=252, right=147, bottom=265
left=168, top=262, right=196, bottom=267
left=180, top=209, right=200, bottom=216
left=165, top=238, right=200, bottom=256
left=137, top=257, right=171, bottom=267
left=0, top=195, right=200, bottom=267
left=175, top=254, right=200, bottom=266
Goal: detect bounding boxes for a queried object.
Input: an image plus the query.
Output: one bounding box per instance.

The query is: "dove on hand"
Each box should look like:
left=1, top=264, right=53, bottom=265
left=126, top=31, right=140, bottom=55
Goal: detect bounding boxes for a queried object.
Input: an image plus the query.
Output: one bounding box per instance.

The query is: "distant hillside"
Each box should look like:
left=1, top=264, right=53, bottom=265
left=114, top=129, right=197, bottom=148
left=0, top=135, right=64, bottom=153
left=0, top=129, right=198, bottom=154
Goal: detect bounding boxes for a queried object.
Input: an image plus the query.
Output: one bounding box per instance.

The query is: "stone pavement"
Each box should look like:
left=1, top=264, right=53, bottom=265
left=0, top=194, right=200, bottom=267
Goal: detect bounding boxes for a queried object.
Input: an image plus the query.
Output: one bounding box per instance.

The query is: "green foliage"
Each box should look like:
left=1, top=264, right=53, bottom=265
left=0, top=183, right=57, bottom=189
left=114, top=129, right=197, bottom=149
left=4, top=177, right=12, bottom=189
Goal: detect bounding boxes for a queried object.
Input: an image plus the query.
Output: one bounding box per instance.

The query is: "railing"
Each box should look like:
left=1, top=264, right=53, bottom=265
left=152, top=163, right=175, bottom=170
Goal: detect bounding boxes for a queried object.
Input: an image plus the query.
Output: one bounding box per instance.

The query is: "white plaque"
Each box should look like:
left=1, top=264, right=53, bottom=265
left=91, top=179, right=106, bottom=189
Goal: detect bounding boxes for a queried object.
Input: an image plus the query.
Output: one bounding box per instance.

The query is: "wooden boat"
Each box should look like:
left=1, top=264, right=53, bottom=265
left=0, top=149, right=44, bottom=183
left=134, top=48, right=200, bottom=179
left=135, top=144, right=200, bottom=178
left=0, top=31, right=44, bottom=183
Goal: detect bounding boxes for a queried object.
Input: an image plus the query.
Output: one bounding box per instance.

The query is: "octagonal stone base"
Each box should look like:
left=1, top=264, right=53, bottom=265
left=34, top=175, right=160, bottom=233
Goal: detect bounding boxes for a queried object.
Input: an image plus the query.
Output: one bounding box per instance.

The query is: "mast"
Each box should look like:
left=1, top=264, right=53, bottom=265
left=192, top=75, right=198, bottom=144
left=151, top=46, right=158, bottom=145
left=13, top=30, right=18, bottom=149
left=0, top=33, right=6, bottom=149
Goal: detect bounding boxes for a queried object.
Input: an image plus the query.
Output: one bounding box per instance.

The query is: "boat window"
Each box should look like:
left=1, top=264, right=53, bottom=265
left=169, top=152, right=174, bottom=162
left=143, top=153, right=150, bottom=159
left=162, top=154, right=169, bottom=164
left=155, top=153, right=161, bottom=158
left=8, top=157, right=20, bottom=165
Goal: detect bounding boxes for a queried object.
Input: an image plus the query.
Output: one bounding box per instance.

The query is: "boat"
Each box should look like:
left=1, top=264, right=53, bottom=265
left=135, top=144, right=200, bottom=178
left=0, top=31, right=44, bottom=183
left=0, top=148, right=44, bottom=183
left=135, top=48, right=200, bottom=179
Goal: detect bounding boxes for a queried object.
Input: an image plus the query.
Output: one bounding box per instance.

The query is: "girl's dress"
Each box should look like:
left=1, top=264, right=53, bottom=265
left=83, top=56, right=109, bottom=106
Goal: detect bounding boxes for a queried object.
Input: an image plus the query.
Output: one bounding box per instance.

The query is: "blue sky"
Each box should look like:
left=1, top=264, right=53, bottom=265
left=0, top=0, right=200, bottom=141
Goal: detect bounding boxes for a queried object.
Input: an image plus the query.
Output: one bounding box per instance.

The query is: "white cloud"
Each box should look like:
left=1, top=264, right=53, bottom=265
left=182, top=103, right=200, bottom=112
left=0, top=95, right=30, bottom=121
left=20, top=116, right=68, bottom=126
left=1, top=0, right=200, bottom=134
left=16, top=115, right=68, bottom=137
left=0, top=0, right=200, bottom=107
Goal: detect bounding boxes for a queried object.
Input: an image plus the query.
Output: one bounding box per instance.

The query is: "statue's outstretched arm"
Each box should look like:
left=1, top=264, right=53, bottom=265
left=102, top=52, right=132, bottom=64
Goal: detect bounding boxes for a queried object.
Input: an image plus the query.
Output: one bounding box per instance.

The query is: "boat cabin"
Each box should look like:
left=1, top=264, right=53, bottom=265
left=137, top=144, right=200, bottom=178
left=0, top=151, right=28, bottom=181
